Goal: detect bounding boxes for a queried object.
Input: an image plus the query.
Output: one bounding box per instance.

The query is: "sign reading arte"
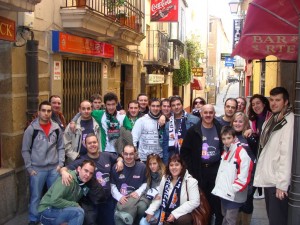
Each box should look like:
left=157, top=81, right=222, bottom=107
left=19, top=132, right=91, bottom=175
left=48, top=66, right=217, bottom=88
left=0, top=16, right=15, bottom=42
left=52, top=31, right=114, bottom=58
left=146, top=74, right=165, bottom=84
left=191, top=67, right=203, bottom=77
left=150, top=0, right=178, bottom=22
left=251, top=35, right=298, bottom=55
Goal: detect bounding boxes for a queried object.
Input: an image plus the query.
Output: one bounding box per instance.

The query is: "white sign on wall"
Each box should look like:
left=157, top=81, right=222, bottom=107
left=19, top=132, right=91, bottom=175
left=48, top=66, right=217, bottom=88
left=54, top=61, right=61, bottom=80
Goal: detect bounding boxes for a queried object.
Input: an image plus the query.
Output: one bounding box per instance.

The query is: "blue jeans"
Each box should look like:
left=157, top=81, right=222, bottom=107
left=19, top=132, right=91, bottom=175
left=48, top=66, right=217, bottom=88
left=40, top=207, right=84, bottom=225
left=97, top=196, right=116, bottom=225
left=139, top=210, right=160, bottom=225
left=29, top=168, right=59, bottom=222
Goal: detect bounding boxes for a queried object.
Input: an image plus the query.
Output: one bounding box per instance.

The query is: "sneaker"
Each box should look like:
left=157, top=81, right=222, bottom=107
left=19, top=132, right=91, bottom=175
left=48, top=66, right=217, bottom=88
left=253, top=189, right=265, bottom=199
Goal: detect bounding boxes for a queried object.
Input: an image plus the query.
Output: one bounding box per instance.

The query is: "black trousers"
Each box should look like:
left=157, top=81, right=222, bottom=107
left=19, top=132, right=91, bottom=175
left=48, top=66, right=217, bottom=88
left=201, top=164, right=223, bottom=225
left=264, top=187, right=288, bottom=225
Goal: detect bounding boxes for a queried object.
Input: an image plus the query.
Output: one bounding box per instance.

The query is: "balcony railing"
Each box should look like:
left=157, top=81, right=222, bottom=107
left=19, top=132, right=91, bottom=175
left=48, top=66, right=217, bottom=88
left=144, top=30, right=169, bottom=65
left=62, top=0, right=144, bottom=33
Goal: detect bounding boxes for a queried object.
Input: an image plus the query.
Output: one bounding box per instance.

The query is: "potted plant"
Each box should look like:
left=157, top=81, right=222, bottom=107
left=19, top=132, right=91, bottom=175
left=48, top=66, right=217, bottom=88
left=107, top=0, right=126, bottom=15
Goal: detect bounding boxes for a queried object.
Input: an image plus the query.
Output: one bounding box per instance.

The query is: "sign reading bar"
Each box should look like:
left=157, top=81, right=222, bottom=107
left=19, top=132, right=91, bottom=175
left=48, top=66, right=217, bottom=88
left=52, top=31, right=114, bottom=58
left=191, top=67, right=203, bottom=77
left=146, top=74, right=165, bottom=84
left=150, top=0, right=179, bottom=22
left=0, top=16, right=16, bottom=42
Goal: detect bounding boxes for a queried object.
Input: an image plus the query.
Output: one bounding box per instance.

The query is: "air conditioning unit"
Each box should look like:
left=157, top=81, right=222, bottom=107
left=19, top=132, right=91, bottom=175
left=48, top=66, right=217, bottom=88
left=17, top=12, right=34, bottom=28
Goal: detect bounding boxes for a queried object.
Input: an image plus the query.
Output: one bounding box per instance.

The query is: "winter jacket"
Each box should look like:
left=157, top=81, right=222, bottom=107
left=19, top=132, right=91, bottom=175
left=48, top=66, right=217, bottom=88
left=212, top=142, right=253, bottom=203
left=145, top=170, right=200, bottom=219
left=254, top=112, right=294, bottom=192
left=180, top=119, right=223, bottom=185
left=64, top=117, right=101, bottom=162
left=38, top=170, right=84, bottom=212
left=162, top=113, right=199, bottom=163
left=132, top=114, right=163, bottom=161
left=22, top=118, right=65, bottom=174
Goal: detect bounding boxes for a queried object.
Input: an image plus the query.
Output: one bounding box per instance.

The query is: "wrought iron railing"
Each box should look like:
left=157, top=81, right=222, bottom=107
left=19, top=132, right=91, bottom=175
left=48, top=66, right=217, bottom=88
left=62, top=0, right=144, bottom=33
left=145, top=30, right=169, bottom=64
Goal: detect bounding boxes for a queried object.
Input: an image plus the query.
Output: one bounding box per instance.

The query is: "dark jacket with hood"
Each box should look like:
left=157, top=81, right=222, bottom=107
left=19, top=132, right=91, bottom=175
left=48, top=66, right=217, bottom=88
left=180, top=119, right=223, bottom=186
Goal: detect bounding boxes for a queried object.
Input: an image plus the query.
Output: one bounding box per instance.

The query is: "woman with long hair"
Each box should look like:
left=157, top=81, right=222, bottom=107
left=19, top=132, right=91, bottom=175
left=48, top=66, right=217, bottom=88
left=231, top=112, right=258, bottom=225
left=141, top=154, right=199, bottom=225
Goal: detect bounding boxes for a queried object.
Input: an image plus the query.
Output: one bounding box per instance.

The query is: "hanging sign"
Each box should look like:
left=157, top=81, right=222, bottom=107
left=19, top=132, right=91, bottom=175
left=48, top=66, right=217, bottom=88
left=150, top=0, right=179, bottom=22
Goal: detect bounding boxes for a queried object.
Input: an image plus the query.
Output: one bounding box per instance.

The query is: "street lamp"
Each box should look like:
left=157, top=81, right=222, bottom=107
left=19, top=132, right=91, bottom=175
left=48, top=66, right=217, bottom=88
left=228, top=1, right=241, bottom=14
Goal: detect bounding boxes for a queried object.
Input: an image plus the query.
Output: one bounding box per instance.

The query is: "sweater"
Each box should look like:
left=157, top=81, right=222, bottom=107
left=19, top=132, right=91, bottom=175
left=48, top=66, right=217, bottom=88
left=38, top=170, right=83, bottom=212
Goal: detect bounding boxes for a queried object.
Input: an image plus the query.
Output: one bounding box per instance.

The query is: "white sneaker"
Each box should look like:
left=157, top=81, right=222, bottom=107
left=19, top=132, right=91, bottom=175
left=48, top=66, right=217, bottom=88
left=253, top=188, right=265, bottom=199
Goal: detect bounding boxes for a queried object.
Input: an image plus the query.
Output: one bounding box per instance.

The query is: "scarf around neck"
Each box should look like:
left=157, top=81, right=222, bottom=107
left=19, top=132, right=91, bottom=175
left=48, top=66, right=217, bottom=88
left=168, top=111, right=187, bottom=153
left=258, top=106, right=292, bottom=157
left=105, top=110, right=120, bottom=141
left=157, top=176, right=182, bottom=225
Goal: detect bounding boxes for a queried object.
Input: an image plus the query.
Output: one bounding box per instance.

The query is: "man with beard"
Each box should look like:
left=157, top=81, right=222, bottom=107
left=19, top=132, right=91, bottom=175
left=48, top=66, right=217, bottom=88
left=216, top=98, right=238, bottom=127
left=61, top=133, right=124, bottom=225
left=132, top=98, right=163, bottom=162
left=180, top=104, right=223, bottom=225
left=254, top=87, right=294, bottom=225
left=162, top=96, right=199, bottom=163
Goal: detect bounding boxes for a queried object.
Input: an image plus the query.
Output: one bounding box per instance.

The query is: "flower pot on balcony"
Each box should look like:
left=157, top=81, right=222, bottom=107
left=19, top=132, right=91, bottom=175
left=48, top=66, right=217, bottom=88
left=76, top=0, right=86, bottom=7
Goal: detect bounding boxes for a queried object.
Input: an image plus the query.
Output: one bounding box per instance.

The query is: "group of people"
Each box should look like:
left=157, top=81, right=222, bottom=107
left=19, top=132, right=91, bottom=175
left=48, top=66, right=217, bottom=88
left=22, top=86, right=293, bottom=225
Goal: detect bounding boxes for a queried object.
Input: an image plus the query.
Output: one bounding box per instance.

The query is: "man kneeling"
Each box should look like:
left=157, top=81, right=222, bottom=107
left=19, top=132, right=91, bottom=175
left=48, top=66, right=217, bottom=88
left=38, top=160, right=95, bottom=225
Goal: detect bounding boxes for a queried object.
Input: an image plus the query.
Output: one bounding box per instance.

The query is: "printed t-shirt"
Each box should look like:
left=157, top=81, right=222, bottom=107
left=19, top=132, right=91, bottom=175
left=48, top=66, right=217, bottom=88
left=67, top=152, right=117, bottom=197
left=201, top=124, right=221, bottom=163
left=111, top=162, right=146, bottom=195
left=80, top=118, right=94, bottom=155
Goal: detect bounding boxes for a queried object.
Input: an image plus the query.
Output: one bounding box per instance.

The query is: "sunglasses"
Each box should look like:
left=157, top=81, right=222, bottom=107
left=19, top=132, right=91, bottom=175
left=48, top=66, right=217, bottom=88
left=147, top=153, right=158, bottom=159
left=194, top=101, right=205, bottom=105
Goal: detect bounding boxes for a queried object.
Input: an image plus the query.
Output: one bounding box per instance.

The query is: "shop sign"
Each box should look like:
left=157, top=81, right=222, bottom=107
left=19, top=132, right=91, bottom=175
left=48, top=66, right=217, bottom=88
left=0, top=16, right=15, bottom=42
left=146, top=74, right=165, bottom=84
left=233, top=19, right=243, bottom=49
left=220, top=53, right=231, bottom=60
left=150, top=0, right=179, bottom=22
left=191, top=67, right=203, bottom=77
left=52, top=31, right=114, bottom=58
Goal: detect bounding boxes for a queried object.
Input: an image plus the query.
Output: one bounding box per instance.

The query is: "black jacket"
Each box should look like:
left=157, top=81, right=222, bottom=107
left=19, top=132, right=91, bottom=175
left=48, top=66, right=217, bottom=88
left=180, top=119, right=223, bottom=186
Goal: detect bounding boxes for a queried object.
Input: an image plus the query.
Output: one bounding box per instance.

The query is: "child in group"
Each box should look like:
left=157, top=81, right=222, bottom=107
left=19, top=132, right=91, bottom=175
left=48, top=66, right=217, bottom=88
left=212, top=126, right=253, bottom=225
left=139, top=154, right=165, bottom=225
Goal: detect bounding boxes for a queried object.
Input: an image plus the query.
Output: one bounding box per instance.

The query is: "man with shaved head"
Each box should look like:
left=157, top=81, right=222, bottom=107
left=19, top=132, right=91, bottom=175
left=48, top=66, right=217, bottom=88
left=181, top=104, right=224, bottom=225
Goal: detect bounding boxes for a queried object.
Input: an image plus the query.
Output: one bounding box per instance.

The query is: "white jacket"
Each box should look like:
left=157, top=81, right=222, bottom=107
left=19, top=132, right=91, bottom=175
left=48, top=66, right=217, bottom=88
left=254, top=112, right=294, bottom=191
left=145, top=170, right=200, bottom=219
left=212, top=142, right=253, bottom=203
left=132, top=114, right=162, bottom=161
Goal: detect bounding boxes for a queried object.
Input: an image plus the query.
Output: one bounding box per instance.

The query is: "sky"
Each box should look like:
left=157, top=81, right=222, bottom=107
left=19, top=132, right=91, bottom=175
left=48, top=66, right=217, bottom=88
left=208, top=0, right=233, bottom=40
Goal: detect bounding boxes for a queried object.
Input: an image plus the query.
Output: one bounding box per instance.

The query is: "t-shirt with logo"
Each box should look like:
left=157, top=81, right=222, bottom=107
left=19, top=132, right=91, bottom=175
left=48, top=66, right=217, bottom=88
left=201, top=124, right=221, bottom=163
left=111, top=162, right=146, bottom=195
left=67, top=152, right=117, bottom=197
left=80, top=119, right=94, bottom=156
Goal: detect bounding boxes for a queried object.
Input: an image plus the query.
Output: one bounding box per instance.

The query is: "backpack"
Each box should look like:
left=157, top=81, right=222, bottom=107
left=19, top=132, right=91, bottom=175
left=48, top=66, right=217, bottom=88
left=30, top=127, right=60, bottom=149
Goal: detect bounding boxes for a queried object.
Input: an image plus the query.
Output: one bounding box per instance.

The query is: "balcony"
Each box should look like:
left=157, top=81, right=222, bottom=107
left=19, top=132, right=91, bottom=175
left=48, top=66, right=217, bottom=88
left=143, top=30, right=169, bottom=67
left=0, top=0, right=41, bottom=11
left=60, top=0, right=145, bottom=46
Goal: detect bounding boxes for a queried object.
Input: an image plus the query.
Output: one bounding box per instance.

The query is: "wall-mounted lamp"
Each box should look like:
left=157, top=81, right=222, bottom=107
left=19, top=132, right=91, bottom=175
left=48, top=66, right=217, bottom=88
left=228, top=0, right=241, bottom=14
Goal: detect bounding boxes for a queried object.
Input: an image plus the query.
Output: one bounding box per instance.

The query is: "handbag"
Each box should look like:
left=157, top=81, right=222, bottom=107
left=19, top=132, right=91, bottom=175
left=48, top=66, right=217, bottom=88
left=186, top=181, right=211, bottom=225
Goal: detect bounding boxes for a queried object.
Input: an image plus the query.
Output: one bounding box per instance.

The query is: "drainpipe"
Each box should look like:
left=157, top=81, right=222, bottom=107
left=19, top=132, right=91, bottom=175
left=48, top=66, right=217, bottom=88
left=288, top=15, right=300, bottom=225
left=25, top=40, right=39, bottom=122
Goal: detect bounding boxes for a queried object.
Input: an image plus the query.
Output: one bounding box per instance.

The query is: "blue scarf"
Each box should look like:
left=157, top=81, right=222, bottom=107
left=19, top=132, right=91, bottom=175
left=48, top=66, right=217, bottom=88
left=157, top=176, right=182, bottom=225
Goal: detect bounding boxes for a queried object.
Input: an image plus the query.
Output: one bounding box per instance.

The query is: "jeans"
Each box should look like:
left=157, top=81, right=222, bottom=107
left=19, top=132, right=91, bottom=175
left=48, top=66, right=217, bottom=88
left=40, top=207, right=84, bottom=225
left=29, top=168, right=59, bottom=222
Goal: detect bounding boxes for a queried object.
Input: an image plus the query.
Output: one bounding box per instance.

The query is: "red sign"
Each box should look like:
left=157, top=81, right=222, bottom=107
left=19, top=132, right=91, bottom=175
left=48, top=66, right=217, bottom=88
left=52, top=31, right=114, bottom=58
left=0, top=16, right=15, bottom=42
left=232, top=0, right=299, bottom=60
left=191, top=78, right=203, bottom=90
left=150, top=0, right=179, bottom=22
